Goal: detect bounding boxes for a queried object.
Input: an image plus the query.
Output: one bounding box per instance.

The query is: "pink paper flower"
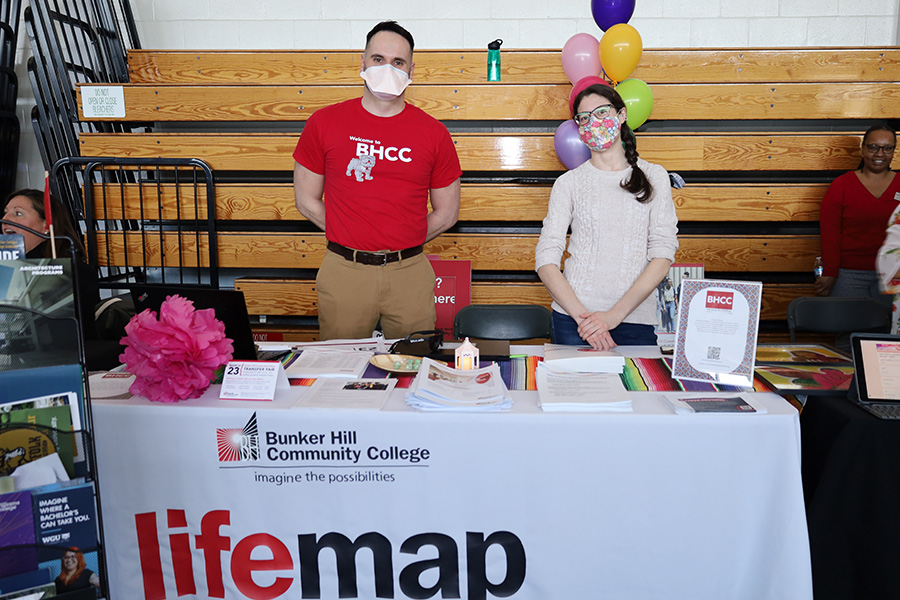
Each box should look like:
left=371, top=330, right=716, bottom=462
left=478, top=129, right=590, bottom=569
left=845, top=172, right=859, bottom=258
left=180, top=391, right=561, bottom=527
left=120, top=294, right=234, bottom=402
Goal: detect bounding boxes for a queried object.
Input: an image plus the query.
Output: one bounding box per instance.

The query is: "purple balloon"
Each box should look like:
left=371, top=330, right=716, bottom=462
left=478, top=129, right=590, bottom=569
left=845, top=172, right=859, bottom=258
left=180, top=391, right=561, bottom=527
left=591, top=0, right=636, bottom=32
left=554, top=120, right=590, bottom=170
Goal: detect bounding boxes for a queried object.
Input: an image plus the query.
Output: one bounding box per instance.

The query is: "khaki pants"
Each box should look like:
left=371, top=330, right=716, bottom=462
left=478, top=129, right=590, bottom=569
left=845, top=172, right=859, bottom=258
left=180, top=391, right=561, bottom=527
left=315, top=249, right=436, bottom=340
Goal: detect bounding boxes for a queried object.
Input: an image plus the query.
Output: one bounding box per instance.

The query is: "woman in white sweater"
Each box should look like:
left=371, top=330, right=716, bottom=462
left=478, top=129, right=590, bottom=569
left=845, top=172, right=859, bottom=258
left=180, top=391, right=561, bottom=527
left=535, top=84, right=679, bottom=349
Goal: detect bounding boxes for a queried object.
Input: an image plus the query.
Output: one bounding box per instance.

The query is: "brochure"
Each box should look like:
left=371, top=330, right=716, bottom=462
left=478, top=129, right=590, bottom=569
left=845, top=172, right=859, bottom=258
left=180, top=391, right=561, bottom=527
left=406, top=358, right=511, bottom=411
left=665, top=394, right=763, bottom=414
left=0, top=490, right=37, bottom=579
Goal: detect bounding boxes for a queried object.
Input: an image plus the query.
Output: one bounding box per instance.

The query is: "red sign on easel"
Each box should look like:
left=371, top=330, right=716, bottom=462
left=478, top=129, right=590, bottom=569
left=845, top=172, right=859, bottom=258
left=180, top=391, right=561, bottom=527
left=428, top=257, right=471, bottom=338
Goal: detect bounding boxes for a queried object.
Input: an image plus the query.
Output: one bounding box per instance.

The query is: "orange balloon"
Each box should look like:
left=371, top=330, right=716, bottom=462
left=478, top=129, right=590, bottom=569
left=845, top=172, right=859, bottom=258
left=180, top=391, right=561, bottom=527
left=600, top=23, right=643, bottom=83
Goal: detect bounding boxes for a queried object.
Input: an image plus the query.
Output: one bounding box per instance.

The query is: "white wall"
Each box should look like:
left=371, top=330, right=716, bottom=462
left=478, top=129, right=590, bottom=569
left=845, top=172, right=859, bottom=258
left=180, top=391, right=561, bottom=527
left=13, top=0, right=900, bottom=189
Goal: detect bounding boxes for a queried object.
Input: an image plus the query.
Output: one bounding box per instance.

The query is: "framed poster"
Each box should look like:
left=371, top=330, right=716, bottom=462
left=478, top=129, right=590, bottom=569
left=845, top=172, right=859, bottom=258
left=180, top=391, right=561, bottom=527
left=671, top=279, right=763, bottom=387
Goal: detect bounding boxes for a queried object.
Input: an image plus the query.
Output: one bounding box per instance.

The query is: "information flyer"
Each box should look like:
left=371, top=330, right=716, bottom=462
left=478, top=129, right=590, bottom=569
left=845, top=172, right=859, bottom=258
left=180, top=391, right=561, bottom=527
left=671, top=279, right=763, bottom=387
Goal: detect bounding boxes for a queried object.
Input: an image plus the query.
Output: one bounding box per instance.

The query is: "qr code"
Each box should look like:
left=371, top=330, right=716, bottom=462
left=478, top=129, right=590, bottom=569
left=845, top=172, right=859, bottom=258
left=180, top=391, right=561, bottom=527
left=707, top=346, right=721, bottom=360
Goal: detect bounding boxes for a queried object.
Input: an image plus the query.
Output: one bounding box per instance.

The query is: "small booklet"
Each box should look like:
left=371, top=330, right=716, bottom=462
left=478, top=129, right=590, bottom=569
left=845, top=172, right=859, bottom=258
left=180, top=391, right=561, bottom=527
left=664, top=394, right=763, bottom=414
left=543, top=344, right=625, bottom=373
left=294, top=378, right=397, bottom=410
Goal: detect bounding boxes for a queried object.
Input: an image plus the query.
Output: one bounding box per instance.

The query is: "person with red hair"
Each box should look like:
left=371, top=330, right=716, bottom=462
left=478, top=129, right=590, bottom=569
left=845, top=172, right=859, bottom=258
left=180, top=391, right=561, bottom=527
left=55, top=548, right=100, bottom=593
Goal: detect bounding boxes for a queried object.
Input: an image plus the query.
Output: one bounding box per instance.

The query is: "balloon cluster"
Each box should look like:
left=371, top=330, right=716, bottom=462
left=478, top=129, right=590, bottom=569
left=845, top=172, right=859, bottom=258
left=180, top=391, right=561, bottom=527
left=554, top=0, right=653, bottom=169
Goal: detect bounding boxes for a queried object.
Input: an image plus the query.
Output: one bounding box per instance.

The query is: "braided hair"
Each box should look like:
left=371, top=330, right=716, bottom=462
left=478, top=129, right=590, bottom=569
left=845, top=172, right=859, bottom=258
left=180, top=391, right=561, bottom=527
left=573, top=84, right=653, bottom=203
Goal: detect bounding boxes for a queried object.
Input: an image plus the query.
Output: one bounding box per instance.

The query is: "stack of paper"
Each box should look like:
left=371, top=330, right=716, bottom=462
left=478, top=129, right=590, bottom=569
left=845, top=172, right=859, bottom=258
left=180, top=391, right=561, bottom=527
left=543, top=344, right=625, bottom=373
left=284, top=348, right=373, bottom=379
left=406, top=358, right=512, bottom=411
left=536, top=363, right=632, bottom=412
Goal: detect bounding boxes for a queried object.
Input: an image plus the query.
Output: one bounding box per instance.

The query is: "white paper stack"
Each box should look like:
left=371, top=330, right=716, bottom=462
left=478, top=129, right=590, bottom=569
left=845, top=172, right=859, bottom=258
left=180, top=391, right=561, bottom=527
left=406, top=358, right=512, bottom=411
left=536, top=363, right=632, bottom=412
left=542, top=344, right=625, bottom=373
left=284, top=348, right=373, bottom=379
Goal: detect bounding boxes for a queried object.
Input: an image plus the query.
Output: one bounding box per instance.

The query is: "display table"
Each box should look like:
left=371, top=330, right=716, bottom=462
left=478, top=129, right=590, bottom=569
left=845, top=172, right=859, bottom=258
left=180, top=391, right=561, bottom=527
left=92, top=348, right=812, bottom=600
left=801, top=395, right=900, bottom=600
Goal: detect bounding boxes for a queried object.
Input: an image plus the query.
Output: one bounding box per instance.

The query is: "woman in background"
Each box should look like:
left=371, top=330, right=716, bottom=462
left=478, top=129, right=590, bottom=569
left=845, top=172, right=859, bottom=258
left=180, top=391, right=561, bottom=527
left=816, top=124, right=899, bottom=313
left=3, top=188, right=103, bottom=343
left=535, top=84, right=678, bottom=349
left=2, top=189, right=85, bottom=259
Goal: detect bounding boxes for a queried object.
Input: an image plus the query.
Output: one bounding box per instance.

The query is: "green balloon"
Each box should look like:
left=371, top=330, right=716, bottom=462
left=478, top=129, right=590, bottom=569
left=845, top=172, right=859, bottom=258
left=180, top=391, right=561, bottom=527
left=616, top=78, right=654, bottom=129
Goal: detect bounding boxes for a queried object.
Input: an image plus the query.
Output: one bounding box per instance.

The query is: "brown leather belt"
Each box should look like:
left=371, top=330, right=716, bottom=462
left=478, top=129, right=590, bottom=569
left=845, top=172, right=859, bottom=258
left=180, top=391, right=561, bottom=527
left=327, top=240, right=424, bottom=266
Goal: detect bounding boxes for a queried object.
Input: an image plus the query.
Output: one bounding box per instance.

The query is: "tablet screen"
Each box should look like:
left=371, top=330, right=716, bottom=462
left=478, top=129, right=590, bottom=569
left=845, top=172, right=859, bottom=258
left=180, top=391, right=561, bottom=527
left=853, top=336, right=900, bottom=402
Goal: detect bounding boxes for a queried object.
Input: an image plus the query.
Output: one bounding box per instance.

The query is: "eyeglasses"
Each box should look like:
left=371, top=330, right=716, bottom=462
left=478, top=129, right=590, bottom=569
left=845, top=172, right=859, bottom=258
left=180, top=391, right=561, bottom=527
left=865, top=144, right=895, bottom=154
left=573, top=104, right=615, bottom=126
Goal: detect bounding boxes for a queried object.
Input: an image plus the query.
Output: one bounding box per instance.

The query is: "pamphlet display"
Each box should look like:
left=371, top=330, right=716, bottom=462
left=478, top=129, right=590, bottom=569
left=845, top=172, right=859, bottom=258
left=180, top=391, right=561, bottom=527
left=0, top=249, right=105, bottom=599
left=671, top=279, right=763, bottom=387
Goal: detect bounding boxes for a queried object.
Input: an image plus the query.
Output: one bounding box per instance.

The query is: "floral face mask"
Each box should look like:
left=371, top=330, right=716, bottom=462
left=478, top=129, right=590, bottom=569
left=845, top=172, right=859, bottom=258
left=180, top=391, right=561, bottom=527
left=577, top=110, right=622, bottom=152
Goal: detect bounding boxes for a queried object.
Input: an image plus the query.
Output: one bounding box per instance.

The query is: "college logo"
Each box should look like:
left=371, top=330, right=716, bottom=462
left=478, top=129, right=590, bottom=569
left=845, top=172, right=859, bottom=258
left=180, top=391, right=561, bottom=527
left=706, top=290, right=734, bottom=310
left=216, top=413, right=259, bottom=462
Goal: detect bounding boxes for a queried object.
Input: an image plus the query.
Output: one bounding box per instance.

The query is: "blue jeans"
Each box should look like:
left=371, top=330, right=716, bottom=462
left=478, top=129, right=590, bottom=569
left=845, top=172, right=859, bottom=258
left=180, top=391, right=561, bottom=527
left=551, top=310, right=657, bottom=346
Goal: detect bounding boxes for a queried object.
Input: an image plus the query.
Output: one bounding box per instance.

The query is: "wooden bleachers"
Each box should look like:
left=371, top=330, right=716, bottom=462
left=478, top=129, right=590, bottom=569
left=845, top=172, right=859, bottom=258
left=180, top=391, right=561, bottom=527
left=71, top=47, right=900, bottom=340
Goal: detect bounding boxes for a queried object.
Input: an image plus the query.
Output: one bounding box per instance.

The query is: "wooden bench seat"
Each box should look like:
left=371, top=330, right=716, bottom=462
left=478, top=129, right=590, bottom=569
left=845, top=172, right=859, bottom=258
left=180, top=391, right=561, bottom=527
left=87, top=181, right=826, bottom=222
left=79, top=131, right=867, bottom=172
left=92, top=231, right=819, bottom=273
left=76, top=82, right=900, bottom=122
left=126, top=48, right=900, bottom=85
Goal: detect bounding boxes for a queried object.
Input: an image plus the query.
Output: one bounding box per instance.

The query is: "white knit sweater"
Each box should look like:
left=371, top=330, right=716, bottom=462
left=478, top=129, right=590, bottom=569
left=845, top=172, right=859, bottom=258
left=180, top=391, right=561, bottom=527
left=534, top=158, right=679, bottom=325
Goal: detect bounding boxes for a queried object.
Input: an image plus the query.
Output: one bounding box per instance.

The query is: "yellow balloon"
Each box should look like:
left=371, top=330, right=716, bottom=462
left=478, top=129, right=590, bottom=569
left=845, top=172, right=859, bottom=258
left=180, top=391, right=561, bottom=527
left=600, top=23, right=643, bottom=83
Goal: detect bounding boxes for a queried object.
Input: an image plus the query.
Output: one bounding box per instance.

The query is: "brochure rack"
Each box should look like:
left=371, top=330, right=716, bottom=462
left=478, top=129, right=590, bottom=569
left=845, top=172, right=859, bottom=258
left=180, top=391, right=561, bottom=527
left=0, top=229, right=109, bottom=599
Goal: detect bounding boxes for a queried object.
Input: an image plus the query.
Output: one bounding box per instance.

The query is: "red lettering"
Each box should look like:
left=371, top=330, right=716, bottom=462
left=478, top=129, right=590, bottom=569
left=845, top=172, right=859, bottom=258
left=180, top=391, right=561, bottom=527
left=135, top=512, right=165, bottom=600
left=196, top=510, right=232, bottom=598
left=231, top=533, right=293, bottom=600
left=168, top=510, right=196, bottom=596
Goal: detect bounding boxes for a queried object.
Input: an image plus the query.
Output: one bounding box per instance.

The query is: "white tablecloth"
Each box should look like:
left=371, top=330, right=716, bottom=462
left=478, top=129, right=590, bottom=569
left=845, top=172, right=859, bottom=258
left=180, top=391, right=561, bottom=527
left=92, top=366, right=812, bottom=600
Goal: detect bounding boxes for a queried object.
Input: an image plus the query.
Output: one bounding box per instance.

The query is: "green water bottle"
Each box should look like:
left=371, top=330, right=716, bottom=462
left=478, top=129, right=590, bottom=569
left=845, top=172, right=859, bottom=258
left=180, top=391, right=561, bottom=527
left=488, top=39, right=503, bottom=82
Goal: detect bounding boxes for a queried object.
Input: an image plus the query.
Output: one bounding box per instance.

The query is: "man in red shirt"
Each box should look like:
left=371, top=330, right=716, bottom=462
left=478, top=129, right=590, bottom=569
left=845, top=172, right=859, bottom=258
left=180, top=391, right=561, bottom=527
left=293, top=21, right=462, bottom=340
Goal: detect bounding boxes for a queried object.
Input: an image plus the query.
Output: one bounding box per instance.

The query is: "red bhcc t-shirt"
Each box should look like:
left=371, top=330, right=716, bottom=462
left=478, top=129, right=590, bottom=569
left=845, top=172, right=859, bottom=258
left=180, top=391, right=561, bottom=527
left=293, top=98, right=462, bottom=252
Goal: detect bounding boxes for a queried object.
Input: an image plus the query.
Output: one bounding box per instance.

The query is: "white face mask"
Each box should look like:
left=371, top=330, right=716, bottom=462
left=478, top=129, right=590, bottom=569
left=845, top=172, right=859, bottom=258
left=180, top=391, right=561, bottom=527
left=360, top=64, right=411, bottom=101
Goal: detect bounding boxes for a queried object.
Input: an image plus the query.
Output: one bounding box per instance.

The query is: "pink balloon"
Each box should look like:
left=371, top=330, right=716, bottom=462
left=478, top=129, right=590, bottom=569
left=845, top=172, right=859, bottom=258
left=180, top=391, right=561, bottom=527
left=569, top=75, right=610, bottom=115
left=561, top=33, right=601, bottom=85
left=554, top=120, right=591, bottom=170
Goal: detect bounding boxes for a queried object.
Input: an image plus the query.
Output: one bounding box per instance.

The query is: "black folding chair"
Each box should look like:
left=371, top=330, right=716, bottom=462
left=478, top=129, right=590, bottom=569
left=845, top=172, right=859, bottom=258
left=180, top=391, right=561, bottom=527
left=454, top=304, right=552, bottom=341
left=787, top=296, right=892, bottom=342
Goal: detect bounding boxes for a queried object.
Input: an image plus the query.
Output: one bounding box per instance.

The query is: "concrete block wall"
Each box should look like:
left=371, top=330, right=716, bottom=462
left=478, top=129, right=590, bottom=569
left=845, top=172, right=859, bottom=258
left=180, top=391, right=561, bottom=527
left=12, top=0, right=900, bottom=189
